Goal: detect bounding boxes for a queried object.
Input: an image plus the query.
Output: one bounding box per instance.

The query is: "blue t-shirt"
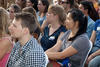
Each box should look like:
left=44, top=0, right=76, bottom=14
left=93, top=19, right=100, bottom=47
left=87, top=16, right=95, bottom=38
left=36, top=12, right=46, bottom=26
left=40, top=25, right=67, bottom=51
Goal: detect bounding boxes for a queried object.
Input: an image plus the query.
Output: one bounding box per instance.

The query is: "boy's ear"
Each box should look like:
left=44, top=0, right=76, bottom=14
left=23, top=28, right=29, bottom=34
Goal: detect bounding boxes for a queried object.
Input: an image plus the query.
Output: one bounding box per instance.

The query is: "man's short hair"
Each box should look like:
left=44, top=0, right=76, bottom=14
left=15, top=12, right=38, bottom=34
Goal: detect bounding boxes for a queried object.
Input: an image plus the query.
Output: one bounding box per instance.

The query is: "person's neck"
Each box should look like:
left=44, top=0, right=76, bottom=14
left=50, top=21, right=61, bottom=29
left=19, top=34, right=32, bottom=46
left=71, top=28, right=79, bottom=36
left=39, top=10, right=45, bottom=14
left=39, top=12, right=45, bottom=17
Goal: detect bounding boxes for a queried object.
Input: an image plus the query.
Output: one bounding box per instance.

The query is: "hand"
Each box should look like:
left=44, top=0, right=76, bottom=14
left=41, top=19, right=49, bottom=31
left=87, top=54, right=94, bottom=64
left=43, top=19, right=49, bottom=25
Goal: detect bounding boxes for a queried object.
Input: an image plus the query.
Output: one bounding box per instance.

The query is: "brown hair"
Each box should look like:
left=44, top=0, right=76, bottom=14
left=0, top=7, right=10, bottom=37
left=15, top=12, right=38, bottom=35
left=22, top=7, right=37, bottom=18
left=22, top=7, right=41, bottom=39
left=48, top=4, right=66, bottom=25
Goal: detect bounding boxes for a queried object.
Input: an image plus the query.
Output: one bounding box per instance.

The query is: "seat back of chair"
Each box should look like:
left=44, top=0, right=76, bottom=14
left=45, top=53, right=49, bottom=67
left=83, top=40, right=93, bottom=66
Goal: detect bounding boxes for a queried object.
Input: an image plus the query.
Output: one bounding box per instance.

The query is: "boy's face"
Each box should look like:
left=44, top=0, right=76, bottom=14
left=8, top=18, right=25, bottom=39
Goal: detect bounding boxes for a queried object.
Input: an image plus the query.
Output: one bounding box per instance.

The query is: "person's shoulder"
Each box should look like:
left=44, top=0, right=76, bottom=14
left=60, top=26, right=67, bottom=32
left=61, top=30, right=70, bottom=37
left=0, top=37, right=13, bottom=53
left=0, top=37, right=12, bottom=46
left=28, top=42, right=45, bottom=55
left=78, top=33, right=88, bottom=38
left=88, top=16, right=95, bottom=24
left=64, top=30, right=71, bottom=35
left=31, top=37, right=44, bottom=51
left=96, top=19, right=100, bottom=24
left=60, top=30, right=70, bottom=40
left=75, top=33, right=89, bottom=42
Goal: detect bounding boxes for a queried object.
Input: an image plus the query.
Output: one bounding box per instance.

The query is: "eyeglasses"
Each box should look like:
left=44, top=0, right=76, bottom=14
left=60, top=1, right=69, bottom=4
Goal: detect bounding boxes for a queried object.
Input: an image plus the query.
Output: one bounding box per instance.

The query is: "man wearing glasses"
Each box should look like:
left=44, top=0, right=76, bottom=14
left=60, top=0, right=77, bottom=13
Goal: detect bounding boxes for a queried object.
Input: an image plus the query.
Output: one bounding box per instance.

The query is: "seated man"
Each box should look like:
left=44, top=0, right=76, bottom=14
left=88, top=19, right=100, bottom=67
left=7, top=12, right=46, bottom=67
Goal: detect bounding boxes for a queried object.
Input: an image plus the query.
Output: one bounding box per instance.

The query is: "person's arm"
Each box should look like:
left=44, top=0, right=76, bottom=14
left=0, top=38, right=12, bottom=60
left=90, top=21, right=98, bottom=45
left=45, top=32, right=78, bottom=60
left=46, top=46, right=78, bottom=60
left=91, top=49, right=100, bottom=57
left=46, top=35, right=88, bottom=60
left=45, top=32, right=65, bottom=52
left=90, top=30, right=96, bottom=45
left=87, top=49, right=100, bottom=63
left=41, top=20, right=48, bottom=32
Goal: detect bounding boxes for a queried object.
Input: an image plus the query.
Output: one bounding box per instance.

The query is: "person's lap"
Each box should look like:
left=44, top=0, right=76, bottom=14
left=88, top=55, right=100, bottom=67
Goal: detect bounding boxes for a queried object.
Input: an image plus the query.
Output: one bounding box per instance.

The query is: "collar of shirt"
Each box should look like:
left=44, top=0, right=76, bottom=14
left=17, top=36, right=34, bottom=54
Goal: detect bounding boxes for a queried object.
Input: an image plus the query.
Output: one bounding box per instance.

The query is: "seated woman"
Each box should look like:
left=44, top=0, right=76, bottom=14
left=40, top=5, right=67, bottom=51
left=45, top=8, right=91, bottom=67
left=0, top=7, right=13, bottom=67
left=79, top=1, right=97, bottom=38
left=37, top=0, right=49, bottom=26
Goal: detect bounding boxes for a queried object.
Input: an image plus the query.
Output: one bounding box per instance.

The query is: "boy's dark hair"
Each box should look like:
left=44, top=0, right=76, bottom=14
left=15, top=12, right=37, bottom=34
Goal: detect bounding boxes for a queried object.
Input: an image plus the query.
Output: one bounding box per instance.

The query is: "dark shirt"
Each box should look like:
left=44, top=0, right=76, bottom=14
left=40, top=25, right=67, bottom=51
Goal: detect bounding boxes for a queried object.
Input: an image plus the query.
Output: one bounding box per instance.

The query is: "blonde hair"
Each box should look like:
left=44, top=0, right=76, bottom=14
left=0, top=7, right=10, bottom=37
left=22, top=7, right=37, bottom=18
left=48, top=4, right=66, bottom=25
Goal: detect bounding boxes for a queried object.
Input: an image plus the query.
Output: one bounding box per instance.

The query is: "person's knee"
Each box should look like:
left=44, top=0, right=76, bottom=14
left=88, top=59, right=96, bottom=67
